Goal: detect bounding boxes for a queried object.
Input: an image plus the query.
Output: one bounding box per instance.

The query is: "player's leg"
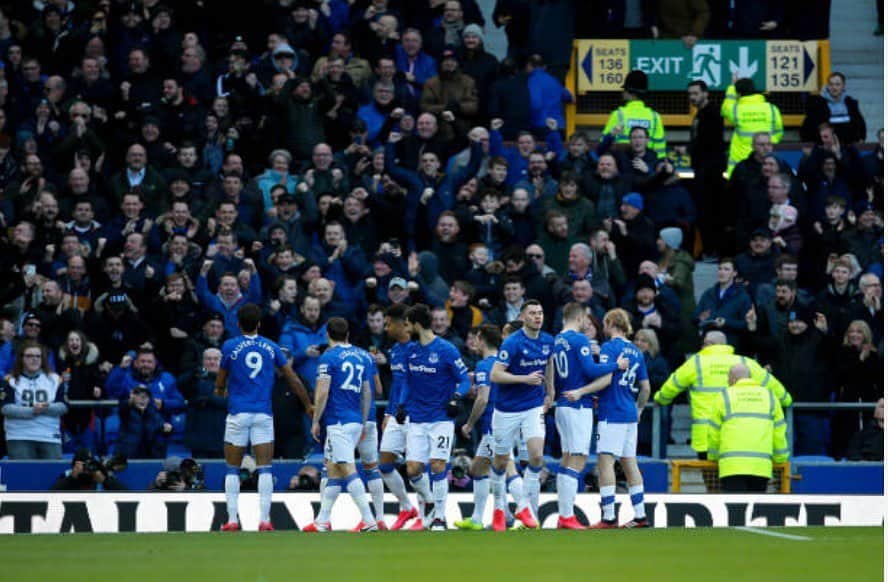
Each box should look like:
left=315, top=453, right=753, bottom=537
left=340, top=423, right=376, bottom=530
left=504, top=458, right=526, bottom=510
left=619, top=423, right=648, bottom=527
left=222, top=413, right=248, bottom=531
left=590, top=421, right=619, bottom=528
left=555, top=407, right=590, bottom=529
left=251, top=414, right=275, bottom=531
left=490, top=410, right=518, bottom=531
left=518, top=407, right=546, bottom=526
left=456, top=436, right=493, bottom=529
left=379, top=417, right=416, bottom=528
left=312, top=432, right=344, bottom=530
left=357, top=421, right=386, bottom=529
left=428, top=421, right=455, bottom=530
left=405, top=423, right=433, bottom=529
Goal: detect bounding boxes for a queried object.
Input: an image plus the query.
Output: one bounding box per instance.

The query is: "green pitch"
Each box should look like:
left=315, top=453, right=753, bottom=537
left=1, top=527, right=882, bottom=581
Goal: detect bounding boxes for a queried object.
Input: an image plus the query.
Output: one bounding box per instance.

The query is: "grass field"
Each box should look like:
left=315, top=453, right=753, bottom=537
left=0, top=527, right=882, bottom=581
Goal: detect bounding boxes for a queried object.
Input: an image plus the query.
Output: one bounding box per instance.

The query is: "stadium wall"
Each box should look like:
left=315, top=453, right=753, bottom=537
left=0, top=493, right=881, bottom=534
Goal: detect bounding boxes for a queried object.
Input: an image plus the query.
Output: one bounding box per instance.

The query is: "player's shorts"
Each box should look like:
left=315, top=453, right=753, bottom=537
left=406, top=420, right=454, bottom=463
left=379, top=416, right=408, bottom=454
left=492, top=406, right=545, bottom=456
left=324, top=422, right=363, bottom=464
left=357, top=421, right=379, bottom=464
left=474, top=432, right=495, bottom=459
left=224, top=412, right=273, bottom=447
left=555, top=406, right=594, bottom=456
left=596, top=420, right=638, bottom=459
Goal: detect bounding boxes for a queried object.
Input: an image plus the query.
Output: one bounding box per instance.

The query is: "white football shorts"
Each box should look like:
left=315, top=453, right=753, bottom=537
left=224, top=412, right=274, bottom=448
left=596, top=420, right=638, bottom=459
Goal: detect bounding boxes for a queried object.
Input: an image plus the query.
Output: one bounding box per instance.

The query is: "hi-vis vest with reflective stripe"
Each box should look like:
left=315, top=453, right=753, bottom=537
left=653, top=344, right=791, bottom=452
left=603, top=99, right=666, bottom=158
left=721, top=85, right=784, bottom=177
left=707, top=378, right=790, bottom=478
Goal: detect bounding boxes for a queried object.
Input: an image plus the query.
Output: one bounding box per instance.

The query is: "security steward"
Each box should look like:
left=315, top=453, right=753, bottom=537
left=721, top=74, right=784, bottom=177
left=603, top=69, right=666, bottom=158
left=708, top=363, right=790, bottom=492
left=653, top=331, right=792, bottom=459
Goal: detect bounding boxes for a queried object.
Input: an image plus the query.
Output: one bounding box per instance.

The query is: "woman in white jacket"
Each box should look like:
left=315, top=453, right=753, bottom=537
left=1, top=341, right=68, bottom=459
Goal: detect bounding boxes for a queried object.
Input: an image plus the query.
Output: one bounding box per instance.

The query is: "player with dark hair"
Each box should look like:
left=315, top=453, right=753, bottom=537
left=399, top=304, right=471, bottom=530
left=305, top=317, right=378, bottom=532
left=489, top=299, right=555, bottom=530
left=216, top=303, right=312, bottom=532
left=377, top=304, right=419, bottom=529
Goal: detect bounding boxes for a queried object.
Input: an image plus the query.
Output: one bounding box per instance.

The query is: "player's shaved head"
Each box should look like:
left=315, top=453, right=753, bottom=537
left=237, top=303, right=261, bottom=333
left=728, top=363, right=751, bottom=385
left=703, top=331, right=727, bottom=346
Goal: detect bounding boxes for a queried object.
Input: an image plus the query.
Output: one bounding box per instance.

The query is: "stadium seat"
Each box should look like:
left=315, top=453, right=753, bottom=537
left=166, top=443, right=192, bottom=458
left=791, top=455, right=837, bottom=463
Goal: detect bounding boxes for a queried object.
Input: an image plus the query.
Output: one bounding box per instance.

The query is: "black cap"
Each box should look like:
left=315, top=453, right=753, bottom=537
left=750, top=227, right=771, bottom=240
left=635, top=274, right=658, bottom=294
left=131, top=384, right=151, bottom=396
left=203, top=311, right=225, bottom=325
left=278, top=192, right=299, bottom=204
left=623, top=70, right=648, bottom=93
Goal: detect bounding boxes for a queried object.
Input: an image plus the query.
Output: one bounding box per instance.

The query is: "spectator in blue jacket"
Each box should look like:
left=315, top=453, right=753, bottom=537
left=395, top=28, right=438, bottom=105
left=693, top=257, right=753, bottom=347
left=105, top=345, right=185, bottom=421
left=115, top=384, right=169, bottom=459
left=280, top=295, right=327, bottom=388
left=526, top=54, right=573, bottom=135
left=195, top=257, right=262, bottom=337
left=357, top=81, right=398, bottom=146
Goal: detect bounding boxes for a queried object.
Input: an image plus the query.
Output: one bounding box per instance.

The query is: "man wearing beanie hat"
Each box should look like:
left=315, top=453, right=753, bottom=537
left=657, top=226, right=697, bottom=356
left=421, top=48, right=479, bottom=136
left=609, top=193, right=657, bottom=276
left=458, top=24, right=498, bottom=106
left=621, top=273, right=681, bottom=362
left=603, top=69, right=666, bottom=158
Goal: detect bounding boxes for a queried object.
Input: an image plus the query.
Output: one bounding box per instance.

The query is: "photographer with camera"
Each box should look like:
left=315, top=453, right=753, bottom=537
left=149, top=456, right=206, bottom=491
left=51, top=448, right=128, bottom=491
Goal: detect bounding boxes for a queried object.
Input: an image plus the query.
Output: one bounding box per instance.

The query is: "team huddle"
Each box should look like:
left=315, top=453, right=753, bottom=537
left=216, top=300, right=650, bottom=532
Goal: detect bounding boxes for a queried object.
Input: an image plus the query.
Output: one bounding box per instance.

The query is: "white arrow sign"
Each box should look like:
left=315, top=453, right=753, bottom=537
left=729, top=47, right=758, bottom=78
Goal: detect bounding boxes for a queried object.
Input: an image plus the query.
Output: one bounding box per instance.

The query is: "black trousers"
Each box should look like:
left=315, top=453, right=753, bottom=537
left=720, top=475, right=769, bottom=492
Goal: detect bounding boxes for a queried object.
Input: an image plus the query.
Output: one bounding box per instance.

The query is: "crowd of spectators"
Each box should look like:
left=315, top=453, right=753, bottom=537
left=0, top=0, right=881, bottom=465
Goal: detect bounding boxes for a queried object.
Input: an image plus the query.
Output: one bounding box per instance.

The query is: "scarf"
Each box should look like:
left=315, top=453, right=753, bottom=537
left=821, top=86, right=851, bottom=125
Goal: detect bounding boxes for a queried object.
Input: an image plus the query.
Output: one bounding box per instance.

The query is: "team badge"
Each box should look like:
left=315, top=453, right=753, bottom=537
left=429, top=353, right=439, bottom=363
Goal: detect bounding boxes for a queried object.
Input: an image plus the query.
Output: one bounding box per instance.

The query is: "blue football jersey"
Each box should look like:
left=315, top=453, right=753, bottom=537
left=553, top=330, right=620, bottom=409
left=221, top=334, right=287, bottom=415
left=473, top=355, right=498, bottom=435
left=403, top=337, right=470, bottom=423
left=596, top=337, right=648, bottom=423
left=317, top=345, right=372, bottom=426
left=494, top=329, right=554, bottom=413
left=385, top=340, right=415, bottom=415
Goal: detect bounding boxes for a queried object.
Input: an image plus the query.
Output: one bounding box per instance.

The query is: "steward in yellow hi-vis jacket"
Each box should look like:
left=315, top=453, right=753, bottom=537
left=721, top=76, right=783, bottom=177
left=652, top=331, right=791, bottom=457
left=707, top=364, right=790, bottom=492
left=603, top=70, right=666, bottom=158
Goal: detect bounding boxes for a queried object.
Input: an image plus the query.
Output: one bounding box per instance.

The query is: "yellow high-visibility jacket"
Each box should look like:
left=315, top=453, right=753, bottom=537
left=707, top=378, right=790, bottom=478
left=653, top=344, right=791, bottom=452
left=603, top=99, right=666, bottom=158
left=721, top=85, right=783, bottom=176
